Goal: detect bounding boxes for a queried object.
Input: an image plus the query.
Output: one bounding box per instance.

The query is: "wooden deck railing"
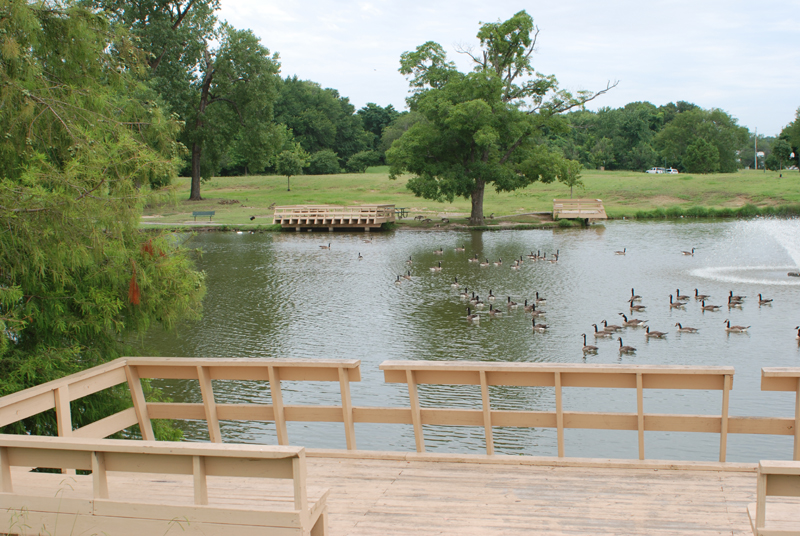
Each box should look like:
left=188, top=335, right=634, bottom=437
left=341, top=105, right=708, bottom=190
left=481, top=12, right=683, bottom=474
left=1, top=359, right=798, bottom=463
left=552, top=198, right=607, bottom=220
left=272, top=204, right=395, bottom=229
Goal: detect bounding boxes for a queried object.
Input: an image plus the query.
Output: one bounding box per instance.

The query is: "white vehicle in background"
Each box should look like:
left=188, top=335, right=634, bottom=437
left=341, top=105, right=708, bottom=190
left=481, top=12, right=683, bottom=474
left=645, top=167, right=665, bottom=174
left=665, top=168, right=679, bottom=174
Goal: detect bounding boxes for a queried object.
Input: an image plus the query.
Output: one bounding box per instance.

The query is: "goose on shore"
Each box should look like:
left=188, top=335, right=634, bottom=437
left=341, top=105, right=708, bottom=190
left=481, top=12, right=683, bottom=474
left=724, top=319, right=749, bottom=333
left=758, top=293, right=773, bottom=305
left=675, top=323, right=699, bottom=333
left=615, top=248, right=627, bottom=255
left=681, top=248, right=696, bottom=256
left=581, top=334, right=599, bottom=354
left=618, top=337, right=636, bottom=354
left=592, top=323, right=613, bottom=338
left=645, top=327, right=667, bottom=338
left=701, top=300, right=721, bottom=311
left=694, top=289, right=710, bottom=301
left=532, top=318, right=548, bottom=331
left=618, top=313, right=647, bottom=327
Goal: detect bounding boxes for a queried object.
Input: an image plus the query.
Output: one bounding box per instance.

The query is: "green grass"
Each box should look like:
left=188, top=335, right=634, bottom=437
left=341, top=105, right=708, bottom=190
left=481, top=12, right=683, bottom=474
left=142, top=168, right=800, bottom=227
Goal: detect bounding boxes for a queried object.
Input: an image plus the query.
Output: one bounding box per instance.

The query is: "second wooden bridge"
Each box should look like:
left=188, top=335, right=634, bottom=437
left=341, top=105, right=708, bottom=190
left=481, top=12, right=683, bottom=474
left=273, top=205, right=395, bottom=231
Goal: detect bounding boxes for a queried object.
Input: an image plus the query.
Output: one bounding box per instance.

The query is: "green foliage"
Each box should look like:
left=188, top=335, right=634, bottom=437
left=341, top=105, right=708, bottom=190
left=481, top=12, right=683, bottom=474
left=276, top=144, right=310, bottom=183
left=780, top=108, right=800, bottom=167
left=308, top=150, right=341, bottom=175
left=347, top=151, right=381, bottom=173
left=772, top=139, right=793, bottom=169
left=357, top=103, right=400, bottom=157
left=0, top=0, right=205, bottom=435
left=683, top=138, right=720, bottom=173
left=388, top=10, right=613, bottom=224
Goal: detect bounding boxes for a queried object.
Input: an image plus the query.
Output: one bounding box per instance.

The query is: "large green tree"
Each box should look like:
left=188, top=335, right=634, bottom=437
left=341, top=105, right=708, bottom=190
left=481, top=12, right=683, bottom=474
left=780, top=108, right=800, bottom=168
left=0, top=0, right=205, bottom=434
left=387, top=11, right=614, bottom=224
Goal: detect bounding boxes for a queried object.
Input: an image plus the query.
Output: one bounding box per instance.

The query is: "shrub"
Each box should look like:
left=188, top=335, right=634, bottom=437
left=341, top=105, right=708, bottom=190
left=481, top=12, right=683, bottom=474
left=308, top=150, right=341, bottom=175
left=346, top=150, right=381, bottom=173
left=685, top=206, right=708, bottom=218
left=557, top=219, right=574, bottom=228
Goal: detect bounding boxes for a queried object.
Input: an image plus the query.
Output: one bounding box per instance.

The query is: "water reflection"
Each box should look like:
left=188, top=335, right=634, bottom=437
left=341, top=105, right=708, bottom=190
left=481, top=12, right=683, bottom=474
left=140, top=219, right=800, bottom=461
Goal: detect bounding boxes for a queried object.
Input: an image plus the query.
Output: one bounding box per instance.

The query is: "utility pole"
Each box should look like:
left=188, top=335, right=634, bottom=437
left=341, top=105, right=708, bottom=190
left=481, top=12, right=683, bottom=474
left=754, top=127, right=757, bottom=170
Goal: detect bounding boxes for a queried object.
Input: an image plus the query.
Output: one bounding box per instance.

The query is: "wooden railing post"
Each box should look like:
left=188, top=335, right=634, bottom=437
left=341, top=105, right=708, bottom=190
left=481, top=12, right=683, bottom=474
left=193, top=455, right=208, bottom=505
left=555, top=372, right=564, bottom=457
left=54, top=386, right=72, bottom=438
left=637, top=372, right=645, bottom=460
left=0, top=447, right=12, bottom=493
left=479, top=370, right=494, bottom=455
left=91, top=451, right=108, bottom=499
left=720, top=374, right=731, bottom=462
left=293, top=453, right=310, bottom=528
left=755, top=464, right=767, bottom=529
left=268, top=366, right=288, bottom=445
left=197, top=366, right=222, bottom=443
left=125, top=365, right=155, bottom=440
left=795, top=377, right=800, bottom=461
left=406, top=370, right=425, bottom=453
left=338, top=367, right=357, bottom=450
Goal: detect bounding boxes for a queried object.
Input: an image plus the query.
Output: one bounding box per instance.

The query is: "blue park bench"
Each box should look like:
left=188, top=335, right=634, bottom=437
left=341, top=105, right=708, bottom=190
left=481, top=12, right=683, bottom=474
left=192, top=210, right=215, bottom=222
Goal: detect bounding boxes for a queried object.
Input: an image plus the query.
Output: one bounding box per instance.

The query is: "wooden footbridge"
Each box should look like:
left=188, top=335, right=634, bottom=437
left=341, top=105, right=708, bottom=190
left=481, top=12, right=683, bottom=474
left=1, top=358, right=799, bottom=535
left=273, top=205, right=395, bottom=231
left=553, top=198, right=608, bottom=222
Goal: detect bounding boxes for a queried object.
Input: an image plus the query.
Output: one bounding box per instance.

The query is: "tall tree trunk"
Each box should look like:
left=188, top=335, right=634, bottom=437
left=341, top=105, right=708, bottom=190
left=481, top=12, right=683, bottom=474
left=469, top=179, right=485, bottom=225
left=190, top=142, right=202, bottom=200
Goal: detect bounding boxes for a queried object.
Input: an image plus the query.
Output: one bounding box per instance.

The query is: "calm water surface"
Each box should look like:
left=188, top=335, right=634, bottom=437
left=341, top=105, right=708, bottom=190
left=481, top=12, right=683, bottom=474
left=140, top=219, right=800, bottom=462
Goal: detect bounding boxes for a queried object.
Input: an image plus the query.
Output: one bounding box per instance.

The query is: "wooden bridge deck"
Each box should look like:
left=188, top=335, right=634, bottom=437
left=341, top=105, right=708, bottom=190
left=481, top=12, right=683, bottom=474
left=8, top=453, right=762, bottom=535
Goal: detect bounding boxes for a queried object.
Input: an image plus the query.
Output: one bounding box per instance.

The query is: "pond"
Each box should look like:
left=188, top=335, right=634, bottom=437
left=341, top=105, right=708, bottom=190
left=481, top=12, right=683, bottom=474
left=139, top=218, right=800, bottom=462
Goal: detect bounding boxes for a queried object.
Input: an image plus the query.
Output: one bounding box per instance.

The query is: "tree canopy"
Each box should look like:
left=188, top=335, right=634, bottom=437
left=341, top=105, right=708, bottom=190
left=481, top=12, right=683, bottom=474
left=387, top=11, right=614, bottom=224
left=0, top=0, right=205, bottom=435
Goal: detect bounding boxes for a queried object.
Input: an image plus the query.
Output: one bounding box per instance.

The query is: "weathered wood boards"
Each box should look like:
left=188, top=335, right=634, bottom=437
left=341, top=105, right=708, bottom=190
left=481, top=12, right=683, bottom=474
left=0, top=435, right=328, bottom=536
left=746, top=460, right=800, bottom=535
left=553, top=198, right=607, bottom=220
left=272, top=205, right=395, bottom=231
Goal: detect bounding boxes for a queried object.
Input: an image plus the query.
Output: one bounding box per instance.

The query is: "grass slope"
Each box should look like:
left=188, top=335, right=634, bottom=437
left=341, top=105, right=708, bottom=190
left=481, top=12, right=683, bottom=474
left=142, top=167, right=800, bottom=227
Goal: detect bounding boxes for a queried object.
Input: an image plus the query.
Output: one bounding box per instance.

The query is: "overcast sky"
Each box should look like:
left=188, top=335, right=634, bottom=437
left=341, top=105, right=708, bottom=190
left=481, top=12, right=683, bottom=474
left=219, top=0, right=799, bottom=136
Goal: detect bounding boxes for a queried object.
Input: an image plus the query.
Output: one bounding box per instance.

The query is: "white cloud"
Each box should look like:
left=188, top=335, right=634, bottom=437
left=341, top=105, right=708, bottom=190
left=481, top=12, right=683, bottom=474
left=219, top=0, right=800, bottom=135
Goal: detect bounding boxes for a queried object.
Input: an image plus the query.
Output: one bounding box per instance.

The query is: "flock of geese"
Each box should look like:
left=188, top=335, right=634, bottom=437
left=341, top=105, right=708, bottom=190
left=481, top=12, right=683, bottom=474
left=331, top=241, right=794, bottom=356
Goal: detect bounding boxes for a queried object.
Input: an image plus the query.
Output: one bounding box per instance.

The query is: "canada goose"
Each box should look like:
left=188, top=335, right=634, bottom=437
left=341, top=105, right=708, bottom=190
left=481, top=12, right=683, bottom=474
left=701, top=300, right=721, bottom=312
left=526, top=251, right=537, bottom=259
left=535, top=292, right=546, bottom=304
left=511, top=261, right=520, bottom=270
left=434, top=247, right=443, bottom=254
left=493, top=258, right=503, bottom=266
left=459, top=288, right=469, bottom=299
left=602, top=319, right=623, bottom=332
left=727, top=296, right=743, bottom=309
left=474, top=296, right=485, bottom=309
left=487, top=290, right=496, bottom=301
left=507, top=296, right=518, bottom=308
left=468, top=254, right=479, bottom=263
left=320, top=243, right=331, bottom=249
left=358, top=252, right=363, bottom=260
left=795, top=326, right=800, bottom=340
left=681, top=248, right=696, bottom=256
left=532, top=318, right=548, bottom=331
left=518, top=255, right=525, bottom=264
left=466, top=307, right=480, bottom=322
left=406, top=256, right=413, bottom=264
left=470, top=292, right=479, bottom=304
left=675, top=289, right=689, bottom=301
left=528, top=302, right=546, bottom=316
left=488, top=304, right=502, bottom=316
left=723, top=319, right=749, bottom=333
left=581, top=334, right=599, bottom=354
left=630, top=288, right=642, bottom=302
left=629, top=301, right=646, bottom=312
left=618, top=337, right=636, bottom=354
left=615, top=248, right=626, bottom=255
left=669, top=294, right=685, bottom=309
left=451, top=277, right=459, bottom=287
left=430, top=261, right=442, bottom=272
left=480, top=259, right=490, bottom=267
left=728, top=290, right=745, bottom=302
left=363, top=239, right=372, bottom=243
left=548, top=250, right=559, bottom=263
left=645, top=327, right=667, bottom=338
left=592, top=323, right=613, bottom=338
left=618, top=313, right=647, bottom=327
left=758, top=293, right=773, bottom=305
left=455, top=246, right=465, bottom=252
left=523, top=299, right=534, bottom=312
left=403, top=271, right=412, bottom=281
left=675, top=323, right=699, bottom=333
left=394, top=275, right=402, bottom=285
left=694, top=289, right=710, bottom=301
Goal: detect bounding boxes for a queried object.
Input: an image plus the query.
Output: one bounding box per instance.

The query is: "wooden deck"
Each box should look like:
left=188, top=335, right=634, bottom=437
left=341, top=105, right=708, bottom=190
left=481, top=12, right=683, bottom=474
left=7, top=453, right=764, bottom=535
left=553, top=198, right=608, bottom=221
left=273, top=205, right=395, bottom=231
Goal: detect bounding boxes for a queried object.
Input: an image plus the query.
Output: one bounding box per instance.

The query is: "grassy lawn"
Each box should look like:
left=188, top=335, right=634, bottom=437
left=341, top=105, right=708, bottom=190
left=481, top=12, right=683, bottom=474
left=142, top=167, right=800, bottom=227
